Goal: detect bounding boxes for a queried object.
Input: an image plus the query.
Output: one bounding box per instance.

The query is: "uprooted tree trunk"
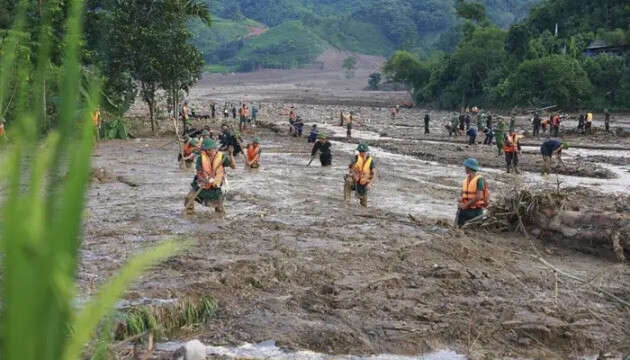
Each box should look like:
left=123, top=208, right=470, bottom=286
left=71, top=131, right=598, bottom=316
left=471, top=189, right=630, bottom=262
left=532, top=209, right=630, bottom=262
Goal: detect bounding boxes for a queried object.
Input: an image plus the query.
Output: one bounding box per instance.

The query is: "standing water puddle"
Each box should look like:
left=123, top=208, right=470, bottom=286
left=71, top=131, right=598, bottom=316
left=156, top=340, right=466, bottom=360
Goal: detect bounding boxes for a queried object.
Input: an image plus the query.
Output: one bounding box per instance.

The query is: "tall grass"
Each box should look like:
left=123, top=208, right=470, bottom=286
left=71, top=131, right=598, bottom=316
left=0, top=0, right=181, bottom=359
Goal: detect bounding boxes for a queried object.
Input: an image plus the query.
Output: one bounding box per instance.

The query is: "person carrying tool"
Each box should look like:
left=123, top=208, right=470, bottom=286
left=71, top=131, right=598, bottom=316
left=585, top=112, right=593, bottom=135
left=185, top=138, right=235, bottom=215
left=457, top=158, right=489, bottom=227
left=339, top=111, right=344, bottom=126
left=540, top=139, right=568, bottom=175
left=346, top=112, right=353, bottom=139
left=424, top=112, right=430, bottom=134
left=246, top=137, right=261, bottom=169
left=485, top=113, right=493, bottom=131
left=211, top=103, right=216, bottom=119
left=310, top=133, right=332, bottom=167
left=504, top=130, right=522, bottom=174
left=231, top=105, right=237, bottom=119
left=345, top=143, right=375, bottom=207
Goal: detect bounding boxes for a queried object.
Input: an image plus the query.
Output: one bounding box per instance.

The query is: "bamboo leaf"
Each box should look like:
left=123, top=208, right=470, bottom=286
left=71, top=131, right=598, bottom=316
left=62, top=240, right=182, bottom=360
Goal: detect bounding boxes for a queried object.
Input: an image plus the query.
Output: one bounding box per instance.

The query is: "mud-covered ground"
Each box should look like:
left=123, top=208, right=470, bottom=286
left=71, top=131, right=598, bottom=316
left=85, top=69, right=630, bottom=359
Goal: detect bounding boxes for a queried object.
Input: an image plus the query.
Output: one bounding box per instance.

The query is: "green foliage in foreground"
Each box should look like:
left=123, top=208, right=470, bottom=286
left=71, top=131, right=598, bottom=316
left=115, top=297, right=217, bottom=340
left=383, top=0, right=630, bottom=110
left=0, top=1, right=182, bottom=359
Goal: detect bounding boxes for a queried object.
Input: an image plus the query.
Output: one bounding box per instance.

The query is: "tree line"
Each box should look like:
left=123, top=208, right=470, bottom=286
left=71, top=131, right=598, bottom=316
left=0, top=0, right=211, bottom=134
left=383, top=0, right=630, bottom=110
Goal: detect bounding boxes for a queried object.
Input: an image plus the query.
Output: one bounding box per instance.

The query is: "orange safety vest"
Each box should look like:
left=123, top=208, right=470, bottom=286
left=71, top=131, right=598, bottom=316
left=247, top=144, right=260, bottom=163
left=351, top=155, right=372, bottom=185
left=503, top=133, right=520, bottom=153
left=552, top=115, right=560, bottom=126
left=183, top=142, right=194, bottom=157
left=91, top=110, right=101, bottom=127
left=199, top=152, right=224, bottom=189
left=461, top=174, right=489, bottom=209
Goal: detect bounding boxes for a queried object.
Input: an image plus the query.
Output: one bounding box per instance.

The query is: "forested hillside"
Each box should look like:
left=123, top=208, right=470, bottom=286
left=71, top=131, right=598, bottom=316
left=383, top=0, right=630, bottom=110
left=190, top=0, right=541, bottom=72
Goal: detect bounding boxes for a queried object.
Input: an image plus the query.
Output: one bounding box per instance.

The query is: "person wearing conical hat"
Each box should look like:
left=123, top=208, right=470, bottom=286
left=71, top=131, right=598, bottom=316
left=185, top=138, right=235, bottom=215
left=345, top=143, right=375, bottom=207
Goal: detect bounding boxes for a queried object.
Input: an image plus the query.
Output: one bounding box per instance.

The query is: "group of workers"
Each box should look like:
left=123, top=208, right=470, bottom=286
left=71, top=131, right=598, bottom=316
left=180, top=121, right=262, bottom=215
left=180, top=104, right=376, bottom=214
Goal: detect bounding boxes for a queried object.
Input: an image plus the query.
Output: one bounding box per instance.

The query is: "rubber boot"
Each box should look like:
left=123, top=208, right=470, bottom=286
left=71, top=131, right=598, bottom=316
left=360, top=195, right=368, bottom=207
left=506, top=165, right=511, bottom=174
left=184, top=190, right=196, bottom=215
left=215, top=200, right=225, bottom=214
left=344, top=179, right=352, bottom=202
left=514, top=166, right=520, bottom=175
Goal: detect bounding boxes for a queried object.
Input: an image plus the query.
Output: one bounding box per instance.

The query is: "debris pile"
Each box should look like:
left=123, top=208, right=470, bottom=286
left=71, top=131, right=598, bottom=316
left=470, top=188, right=630, bottom=261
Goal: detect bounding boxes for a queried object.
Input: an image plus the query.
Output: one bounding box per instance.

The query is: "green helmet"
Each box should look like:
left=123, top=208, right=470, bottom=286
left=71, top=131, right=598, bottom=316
left=201, top=130, right=210, bottom=136
left=317, top=133, right=326, bottom=139
left=357, top=143, right=369, bottom=152
left=562, top=142, right=569, bottom=150
left=189, top=138, right=199, bottom=146
left=253, top=137, right=260, bottom=144
left=463, top=158, right=480, bottom=171
left=201, top=138, right=217, bottom=150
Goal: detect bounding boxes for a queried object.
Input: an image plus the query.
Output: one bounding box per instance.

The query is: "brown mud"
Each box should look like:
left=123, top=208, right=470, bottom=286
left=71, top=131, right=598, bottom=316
left=88, top=69, right=630, bottom=359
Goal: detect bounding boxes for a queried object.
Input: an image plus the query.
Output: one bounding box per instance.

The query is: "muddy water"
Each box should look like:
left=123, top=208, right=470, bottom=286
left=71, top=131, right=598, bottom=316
left=157, top=341, right=466, bottom=360
left=79, top=104, right=630, bottom=359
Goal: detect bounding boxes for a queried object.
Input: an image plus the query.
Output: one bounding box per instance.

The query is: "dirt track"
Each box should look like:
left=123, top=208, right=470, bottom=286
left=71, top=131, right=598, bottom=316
left=88, top=68, right=630, bottom=359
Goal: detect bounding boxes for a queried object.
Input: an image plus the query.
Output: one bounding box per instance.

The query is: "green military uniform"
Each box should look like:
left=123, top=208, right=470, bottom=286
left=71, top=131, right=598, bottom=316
left=477, top=113, right=485, bottom=131
left=450, top=114, right=459, bottom=136
left=191, top=154, right=231, bottom=203
left=495, top=120, right=507, bottom=156
left=186, top=139, right=232, bottom=215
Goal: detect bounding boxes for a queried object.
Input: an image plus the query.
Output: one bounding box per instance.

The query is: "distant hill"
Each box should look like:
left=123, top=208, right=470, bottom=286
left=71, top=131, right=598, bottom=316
left=191, top=0, right=541, bottom=72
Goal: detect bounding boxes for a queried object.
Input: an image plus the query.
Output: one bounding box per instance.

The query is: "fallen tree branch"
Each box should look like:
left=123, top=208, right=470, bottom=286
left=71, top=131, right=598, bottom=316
left=536, top=256, right=630, bottom=308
